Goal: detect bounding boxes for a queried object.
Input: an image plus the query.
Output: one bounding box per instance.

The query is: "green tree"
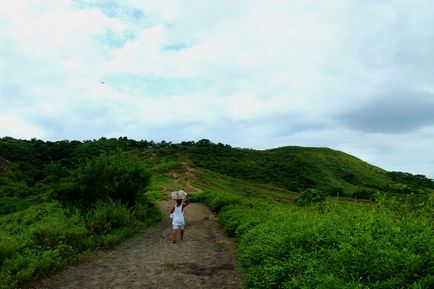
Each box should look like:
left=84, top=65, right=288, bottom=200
left=53, top=151, right=151, bottom=209
left=294, top=188, right=326, bottom=206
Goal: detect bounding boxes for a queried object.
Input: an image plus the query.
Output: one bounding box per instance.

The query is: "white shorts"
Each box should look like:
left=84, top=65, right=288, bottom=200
left=172, top=223, right=185, bottom=230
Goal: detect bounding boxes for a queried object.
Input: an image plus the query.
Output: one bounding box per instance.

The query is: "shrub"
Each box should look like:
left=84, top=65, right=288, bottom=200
left=218, top=205, right=267, bottom=238
left=85, top=200, right=132, bottom=235
left=0, top=199, right=161, bottom=289
left=235, top=203, right=434, bottom=288
left=101, top=228, right=134, bottom=249
left=352, top=188, right=376, bottom=200
left=294, top=188, right=325, bottom=206
left=188, top=191, right=206, bottom=203
left=0, top=182, right=31, bottom=197
left=203, top=190, right=434, bottom=289
left=132, top=200, right=161, bottom=224
left=53, top=151, right=151, bottom=209
left=27, top=210, right=88, bottom=250
left=0, top=233, right=19, bottom=266
left=200, top=190, right=243, bottom=212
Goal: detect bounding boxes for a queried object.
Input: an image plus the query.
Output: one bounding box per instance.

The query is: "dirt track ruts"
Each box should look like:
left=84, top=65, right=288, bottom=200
left=32, top=200, right=240, bottom=289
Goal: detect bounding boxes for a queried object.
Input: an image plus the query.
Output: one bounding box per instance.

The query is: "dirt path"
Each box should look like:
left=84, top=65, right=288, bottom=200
left=33, top=200, right=240, bottom=289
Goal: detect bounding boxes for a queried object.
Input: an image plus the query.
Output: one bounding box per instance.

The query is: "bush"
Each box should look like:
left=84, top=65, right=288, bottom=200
left=85, top=200, right=132, bottom=235
left=53, top=151, right=151, bottom=209
left=0, top=182, right=31, bottom=197
left=236, top=203, right=434, bottom=288
left=101, top=228, right=134, bottom=248
left=294, top=188, right=326, bottom=206
left=188, top=191, right=207, bottom=203
left=133, top=200, right=161, bottom=224
left=218, top=205, right=267, bottom=238
left=27, top=210, right=87, bottom=250
left=0, top=233, right=19, bottom=267
left=202, top=191, right=434, bottom=289
left=0, top=198, right=162, bottom=289
left=187, top=190, right=243, bottom=212
left=352, top=188, right=376, bottom=200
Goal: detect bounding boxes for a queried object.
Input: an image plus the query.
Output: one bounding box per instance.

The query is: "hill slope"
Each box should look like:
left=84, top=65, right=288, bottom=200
left=179, top=141, right=433, bottom=198
left=1, top=137, right=433, bottom=206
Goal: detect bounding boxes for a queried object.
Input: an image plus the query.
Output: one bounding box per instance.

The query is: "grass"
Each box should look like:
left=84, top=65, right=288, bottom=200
left=1, top=138, right=433, bottom=289
left=0, top=199, right=161, bottom=289
left=185, top=162, right=434, bottom=289
left=193, top=189, right=434, bottom=289
left=192, top=169, right=299, bottom=204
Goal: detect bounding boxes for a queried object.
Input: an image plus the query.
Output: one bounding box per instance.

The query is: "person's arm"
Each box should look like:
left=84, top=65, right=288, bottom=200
left=182, top=198, right=189, bottom=208
left=170, top=206, right=175, bottom=213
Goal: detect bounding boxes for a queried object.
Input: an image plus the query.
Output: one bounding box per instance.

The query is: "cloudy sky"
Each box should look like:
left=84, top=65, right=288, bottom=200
left=1, top=0, right=434, bottom=177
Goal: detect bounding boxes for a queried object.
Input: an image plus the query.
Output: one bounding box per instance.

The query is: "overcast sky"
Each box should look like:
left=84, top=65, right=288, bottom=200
left=1, top=0, right=434, bottom=177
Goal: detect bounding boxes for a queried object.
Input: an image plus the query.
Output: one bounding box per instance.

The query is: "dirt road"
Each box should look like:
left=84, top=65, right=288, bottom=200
left=33, top=200, right=240, bottom=289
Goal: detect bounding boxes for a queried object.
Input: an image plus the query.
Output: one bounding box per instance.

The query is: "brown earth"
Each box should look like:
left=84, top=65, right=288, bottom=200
left=32, top=199, right=240, bottom=289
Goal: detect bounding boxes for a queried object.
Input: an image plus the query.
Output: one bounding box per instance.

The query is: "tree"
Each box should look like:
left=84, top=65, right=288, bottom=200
left=53, top=151, right=151, bottom=209
left=294, top=188, right=326, bottom=206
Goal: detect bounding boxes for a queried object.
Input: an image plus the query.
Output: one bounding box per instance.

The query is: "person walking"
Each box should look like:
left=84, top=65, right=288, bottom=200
left=170, top=197, right=189, bottom=243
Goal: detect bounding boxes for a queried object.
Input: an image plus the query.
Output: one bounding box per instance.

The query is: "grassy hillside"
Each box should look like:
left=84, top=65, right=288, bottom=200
left=0, top=149, right=161, bottom=289
left=191, top=189, right=434, bottom=289
left=0, top=137, right=433, bottom=288
left=1, top=137, right=433, bottom=211
left=183, top=141, right=433, bottom=198
left=184, top=157, right=434, bottom=288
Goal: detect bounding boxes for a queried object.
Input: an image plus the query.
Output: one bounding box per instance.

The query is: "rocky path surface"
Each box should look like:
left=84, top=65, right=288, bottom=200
left=33, top=200, right=240, bottom=289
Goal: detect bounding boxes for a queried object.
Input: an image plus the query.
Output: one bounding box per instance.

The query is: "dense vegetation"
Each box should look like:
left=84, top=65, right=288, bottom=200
left=184, top=141, right=434, bottom=199
left=53, top=152, right=151, bottom=209
left=1, top=136, right=433, bottom=288
left=189, top=165, right=433, bottom=288
left=2, top=137, right=433, bottom=213
left=0, top=138, right=161, bottom=289
left=190, top=189, right=434, bottom=288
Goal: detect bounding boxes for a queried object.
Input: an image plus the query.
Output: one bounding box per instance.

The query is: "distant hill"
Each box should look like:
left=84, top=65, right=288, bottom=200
left=177, top=141, right=433, bottom=198
left=0, top=137, right=433, bottom=205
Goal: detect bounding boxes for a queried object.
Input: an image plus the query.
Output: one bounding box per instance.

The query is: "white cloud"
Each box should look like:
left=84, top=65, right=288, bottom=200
left=1, top=1, right=121, bottom=57
left=1, top=0, right=434, bottom=177
left=0, top=114, right=47, bottom=139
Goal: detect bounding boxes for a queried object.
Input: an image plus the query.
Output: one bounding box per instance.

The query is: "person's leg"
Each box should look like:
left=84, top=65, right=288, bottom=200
left=180, top=229, right=184, bottom=240
left=172, top=228, right=177, bottom=242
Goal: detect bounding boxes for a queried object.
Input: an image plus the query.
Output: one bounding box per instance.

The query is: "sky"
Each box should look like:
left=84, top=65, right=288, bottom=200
left=1, top=0, right=434, bottom=178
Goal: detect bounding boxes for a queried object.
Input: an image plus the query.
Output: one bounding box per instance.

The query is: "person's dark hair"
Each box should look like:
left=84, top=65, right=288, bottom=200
left=176, top=199, right=182, bottom=206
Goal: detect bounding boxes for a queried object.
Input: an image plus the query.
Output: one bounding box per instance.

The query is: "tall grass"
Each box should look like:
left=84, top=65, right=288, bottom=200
left=193, top=190, right=434, bottom=289
left=0, top=200, right=160, bottom=289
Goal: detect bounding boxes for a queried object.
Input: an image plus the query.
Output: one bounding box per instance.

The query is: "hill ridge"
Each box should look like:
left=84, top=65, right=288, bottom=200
left=1, top=137, right=433, bottom=203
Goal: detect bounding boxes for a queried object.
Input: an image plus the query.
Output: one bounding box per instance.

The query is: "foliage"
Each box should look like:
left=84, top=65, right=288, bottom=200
left=2, top=137, right=433, bottom=205
left=387, top=171, right=434, bottom=189
left=0, top=200, right=160, bottom=289
left=0, top=181, right=47, bottom=214
left=294, top=188, right=326, bottom=206
left=1, top=136, right=434, bottom=289
left=189, top=190, right=243, bottom=212
left=0, top=138, right=161, bottom=288
left=52, top=151, right=151, bottom=209
left=182, top=140, right=434, bottom=197
left=199, top=191, right=434, bottom=289
left=374, top=192, right=434, bottom=219
left=85, top=200, right=132, bottom=235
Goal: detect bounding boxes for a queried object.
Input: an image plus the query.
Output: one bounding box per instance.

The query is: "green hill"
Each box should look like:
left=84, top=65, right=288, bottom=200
left=1, top=137, right=433, bottom=289
left=175, top=140, right=433, bottom=198
left=0, top=137, right=433, bottom=211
